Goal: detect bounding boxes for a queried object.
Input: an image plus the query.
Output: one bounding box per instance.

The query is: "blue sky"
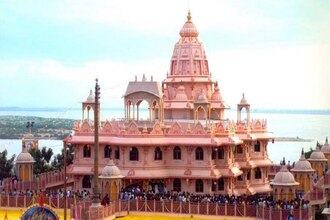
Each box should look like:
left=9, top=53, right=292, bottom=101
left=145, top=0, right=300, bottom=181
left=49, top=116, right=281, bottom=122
left=0, top=0, right=329, bottom=110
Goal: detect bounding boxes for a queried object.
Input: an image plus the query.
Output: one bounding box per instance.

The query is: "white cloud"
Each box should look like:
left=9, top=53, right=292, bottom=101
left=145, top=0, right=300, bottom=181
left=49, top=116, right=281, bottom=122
left=209, top=43, right=330, bottom=109
left=1, top=42, right=329, bottom=109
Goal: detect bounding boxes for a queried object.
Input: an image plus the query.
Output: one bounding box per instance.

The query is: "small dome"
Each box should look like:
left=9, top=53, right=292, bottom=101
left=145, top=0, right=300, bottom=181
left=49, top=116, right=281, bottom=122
left=291, top=149, right=314, bottom=172
left=309, top=144, right=327, bottom=161
left=240, top=93, right=248, bottom=105
left=86, top=90, right=95, bottom=103
left=99, top=160, right=123, bottom=179
left=271, top=166, right=299, bottom=186
left=197, top=89, right=208, bottom=102
left=16, top=147, right=35, bottom=164
left=179, top=11, right=199, bottom=38
left=321, top=137, right=330, bottom=153
left=211, top=83, right=223, bottom=101
left=175, top=85, right=188, bottom=101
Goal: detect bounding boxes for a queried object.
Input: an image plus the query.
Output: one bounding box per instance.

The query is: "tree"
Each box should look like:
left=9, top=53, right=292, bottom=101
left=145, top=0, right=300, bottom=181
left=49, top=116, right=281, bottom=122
left=51, top=144, right=74, bottom=170
left=29, top=146, right=54, bottom=174
left=0, top=150, right=15, bottom=180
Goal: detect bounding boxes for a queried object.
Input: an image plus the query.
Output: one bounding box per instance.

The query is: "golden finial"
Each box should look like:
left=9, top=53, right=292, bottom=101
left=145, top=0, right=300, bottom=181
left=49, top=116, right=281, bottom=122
left=187, top=10, right=191, bottom=21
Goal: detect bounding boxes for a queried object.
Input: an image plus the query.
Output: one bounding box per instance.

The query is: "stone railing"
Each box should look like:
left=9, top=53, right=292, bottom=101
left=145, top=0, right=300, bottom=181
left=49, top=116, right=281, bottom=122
left=0, top=196, right=310, bottom=220
left=0, top=169, right=74, bottom=192
left=73, top=199, right=309, bottom=220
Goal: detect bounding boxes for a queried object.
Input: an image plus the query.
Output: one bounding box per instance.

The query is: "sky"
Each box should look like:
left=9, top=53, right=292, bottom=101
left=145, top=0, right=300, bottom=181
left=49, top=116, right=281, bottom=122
left=0, top=0, right=329, bottom=110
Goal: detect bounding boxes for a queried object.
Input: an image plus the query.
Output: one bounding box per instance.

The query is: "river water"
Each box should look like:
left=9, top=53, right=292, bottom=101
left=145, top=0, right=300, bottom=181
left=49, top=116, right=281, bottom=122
left=0, top=108, right=329, bottom=164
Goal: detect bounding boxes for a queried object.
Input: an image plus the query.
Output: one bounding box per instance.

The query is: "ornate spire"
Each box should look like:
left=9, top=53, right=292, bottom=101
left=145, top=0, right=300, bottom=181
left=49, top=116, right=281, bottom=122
left=301, top=148, right=304, bottom=155
left=326, top=137, right=329, bottom=146
left=187, top=10, right=192, bottom=21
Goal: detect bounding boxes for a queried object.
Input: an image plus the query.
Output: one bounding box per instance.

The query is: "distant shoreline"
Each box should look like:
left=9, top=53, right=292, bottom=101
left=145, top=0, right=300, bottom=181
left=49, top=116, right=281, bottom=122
left=274, top=137, right=312, bottom=142
left=0, top=107, right=330, bottom=116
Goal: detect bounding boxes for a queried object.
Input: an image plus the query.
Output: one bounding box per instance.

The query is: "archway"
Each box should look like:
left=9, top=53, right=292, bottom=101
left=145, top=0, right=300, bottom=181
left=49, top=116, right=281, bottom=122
left=299, top=175, right=304, bottom=191
left=196, top=106, right=207, bottom=120
left=280, top=188, right=285, bottom=200
left=306, top=175, right=310, bottom=191
left=104, top=182, right=111, bottom=197
left=136, top=100, right=149, bottom=121
left=111, top=182, right=118, bottom=201
left=23, top=165, right=29, bottom=181
left=288, top=188, right=293, bottom=202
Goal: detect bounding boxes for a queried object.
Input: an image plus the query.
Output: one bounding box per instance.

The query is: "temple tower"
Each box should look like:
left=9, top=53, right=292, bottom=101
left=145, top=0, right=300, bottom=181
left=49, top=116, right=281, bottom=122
left=237, top=94, right=250, bottom=123
left=82, top=90, right=97, bottom=121
left=271, top=159, right=299, bottom=201
left=99, top=160, right=124, bottom=202
left=15, top=145, right=35, bottom=182
left=321, top=137, right=330, bottom=166
left=291, top=149, right=315, bottom=192
left=308, top=143, right=328, bottom=177
left=162, top=11, right=229, bottom=120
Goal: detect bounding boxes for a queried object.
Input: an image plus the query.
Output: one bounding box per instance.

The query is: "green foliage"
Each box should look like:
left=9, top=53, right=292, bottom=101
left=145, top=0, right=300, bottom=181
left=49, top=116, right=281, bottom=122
left=0, top=115, right=75, bottom=139
left=304, top=147, right=313, bottom=159
left=29, top=146, right=54, bottom=174
left=0, top=150, right=15, bottom=179
left=51, top=144, right=74, bottom=170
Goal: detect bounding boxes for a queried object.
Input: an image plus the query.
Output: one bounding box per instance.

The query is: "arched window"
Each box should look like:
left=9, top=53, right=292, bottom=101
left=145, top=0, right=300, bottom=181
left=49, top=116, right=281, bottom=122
left=212, top=148, right=217, bottom=160
left=211, top=180, right=217, bottom=192
left=154, top=147, right=162, bottom=160
left=104, top=145, right=112, bottom=158
left=129, top=147, right=139, bottom=161
left=173, top=146, right=181, bottom=160
left=195, top=179, right=204, bottom=193
left=218, top=178, right=224, bottom=191
left=82, top=175, right=91, bottom=188
left=115, top=147, right=120, bottom=159
left=83, top=145, right=91, bottom=158
left=236, top=145, right=243, bottom=154
left=173, top=178, right=181, bottom=192
left=255, top=168, right=262, bottom=179
left=218, top=148, right=224, bottom=159
left=195, top=147, right=204, bottom=160
left=237, top=175, right=243, bottom=181
left=247, top=170, right=251, bottom=180
left=254, top=141, right=261, bottom=152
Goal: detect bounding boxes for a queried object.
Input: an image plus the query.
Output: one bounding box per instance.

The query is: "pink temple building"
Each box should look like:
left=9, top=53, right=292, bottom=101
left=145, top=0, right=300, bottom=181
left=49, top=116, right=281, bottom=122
left=64, top=11, right=275, bottom=201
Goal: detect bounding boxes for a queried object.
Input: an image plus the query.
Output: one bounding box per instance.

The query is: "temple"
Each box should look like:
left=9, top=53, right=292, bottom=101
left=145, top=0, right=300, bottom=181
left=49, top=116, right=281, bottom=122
left=3, top=11, right=330, bottom=220
left=65, top=11, right=274, bottom=199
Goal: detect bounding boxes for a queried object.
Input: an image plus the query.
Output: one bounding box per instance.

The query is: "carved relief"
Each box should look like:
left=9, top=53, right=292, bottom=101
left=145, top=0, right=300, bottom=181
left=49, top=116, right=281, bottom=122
left=185, top=124, right=192, bottom=134
left=102, top=120, right=113, bottom=133
left=127, top=121, right=140, bottom=135
left=127, top=169, right=135, bottom=176
left=193, top=122, right=206, bottom=135
left=184, top=169, right=192, bottom=176
left=80, top=120, right=92, bottom=133
left=236, top=122, right=246, bottom=131
left=215, top=122, right=225, bottom=134
left=168, top=122, right=183, bottom=135
left=151, top=122, right=163, bottom=135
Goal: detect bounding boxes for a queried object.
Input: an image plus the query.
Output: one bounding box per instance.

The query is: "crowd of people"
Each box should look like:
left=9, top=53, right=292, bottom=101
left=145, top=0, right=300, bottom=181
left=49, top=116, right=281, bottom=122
left=117, top=186, right=309, bottom=210
left=0, top=183, right=309, bottom=211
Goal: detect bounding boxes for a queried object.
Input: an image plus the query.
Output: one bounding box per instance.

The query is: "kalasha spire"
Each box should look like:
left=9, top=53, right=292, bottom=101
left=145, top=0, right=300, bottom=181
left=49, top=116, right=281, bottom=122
left=169, top=11, right=209, bottom=77
left=179, top=11, right=199, bottom=38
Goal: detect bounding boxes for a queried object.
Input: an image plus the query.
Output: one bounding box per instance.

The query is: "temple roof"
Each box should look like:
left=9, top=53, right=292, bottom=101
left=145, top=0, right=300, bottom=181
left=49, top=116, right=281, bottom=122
left=124, top=80, right=162, bottom=98
left=16, top=146, right=35, bottom=164
left=271, top=165, right=299, bottom=186
left=291, top=149, right=314, bottom=172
